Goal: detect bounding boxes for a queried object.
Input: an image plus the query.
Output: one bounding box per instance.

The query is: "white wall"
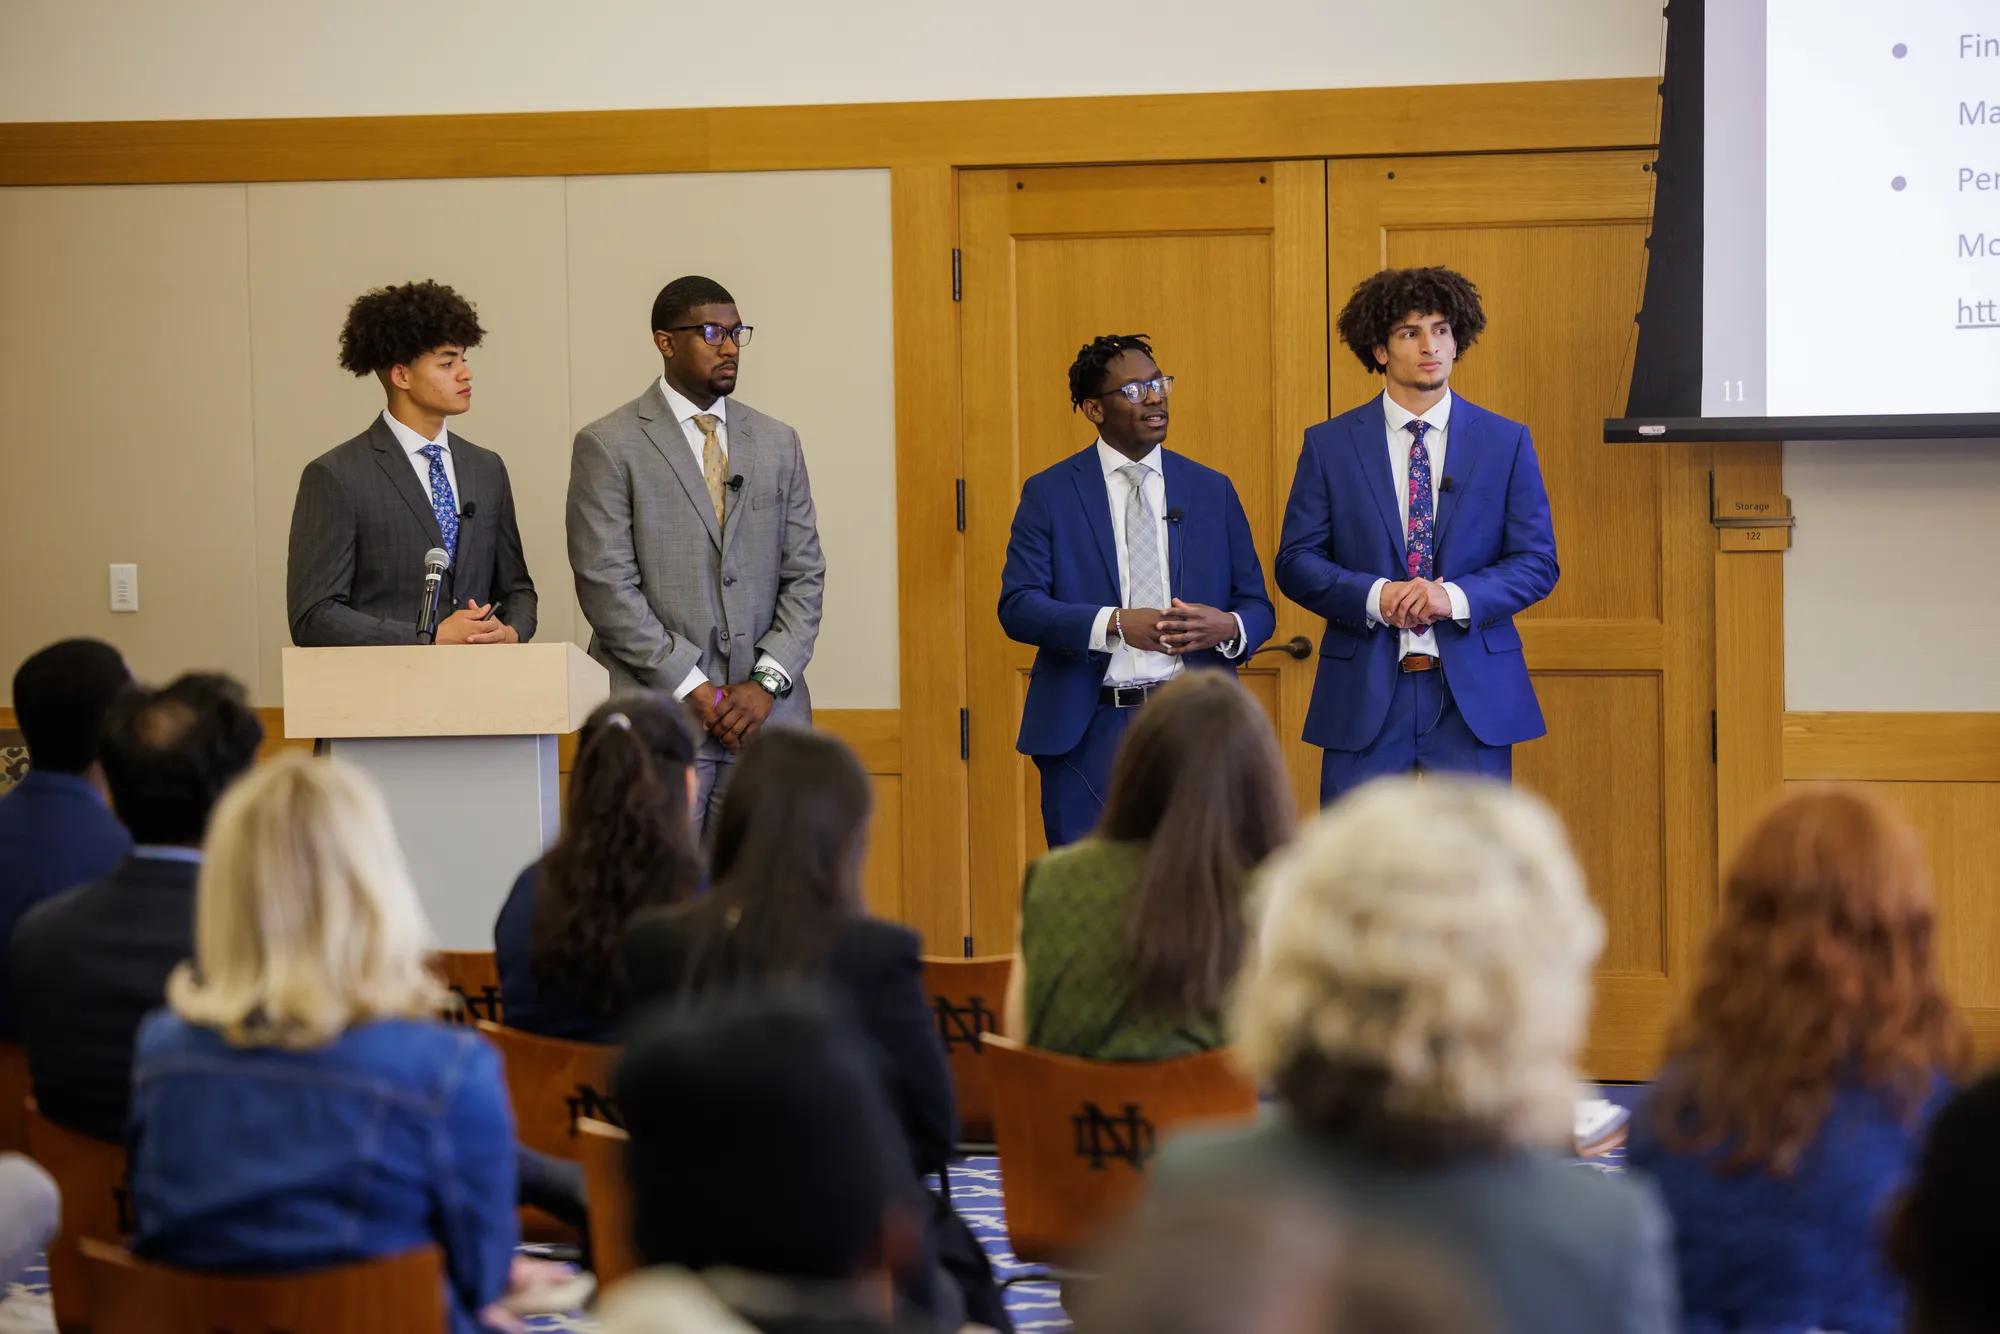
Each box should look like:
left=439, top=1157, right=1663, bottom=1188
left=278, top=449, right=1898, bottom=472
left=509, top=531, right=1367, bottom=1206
left=0, top=0, right=1665, bottom=122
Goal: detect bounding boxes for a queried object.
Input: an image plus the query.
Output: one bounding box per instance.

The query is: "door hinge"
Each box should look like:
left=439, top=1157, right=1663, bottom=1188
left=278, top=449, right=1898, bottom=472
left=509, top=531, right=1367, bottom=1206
left=1710, top=710, right=1718, bottom=764
left=955, top=478, right=966, bottom=533
left=959, top=707, right=969, bottom=761
left=951, top=248, right=962, bottom=302
left=963, top=935, right=974, bottom=958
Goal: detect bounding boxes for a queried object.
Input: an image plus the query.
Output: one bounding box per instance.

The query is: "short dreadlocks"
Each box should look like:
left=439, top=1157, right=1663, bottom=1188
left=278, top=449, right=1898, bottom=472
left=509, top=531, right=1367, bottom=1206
left=1067, top=333, right=1156, bottom=409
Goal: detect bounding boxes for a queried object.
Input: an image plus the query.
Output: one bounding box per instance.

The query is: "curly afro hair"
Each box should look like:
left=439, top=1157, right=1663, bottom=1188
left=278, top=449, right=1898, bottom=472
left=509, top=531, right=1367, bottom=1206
left=337, top=280, right=485, bottom=376
left=1334, top=267, right=1486, bottom=375
left=1067, top=333, right=1155, bottom=409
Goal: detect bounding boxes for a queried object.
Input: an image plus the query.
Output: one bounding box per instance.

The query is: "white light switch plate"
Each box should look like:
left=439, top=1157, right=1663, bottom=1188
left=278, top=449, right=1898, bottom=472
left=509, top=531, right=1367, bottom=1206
left=109, top=563, right=138, bottom=613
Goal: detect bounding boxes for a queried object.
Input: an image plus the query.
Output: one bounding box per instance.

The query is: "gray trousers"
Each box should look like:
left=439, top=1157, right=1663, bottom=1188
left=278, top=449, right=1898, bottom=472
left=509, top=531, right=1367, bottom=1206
left=692, top=748, right=736, bottom=841
left=0, top=1155, right=58, bottom=1290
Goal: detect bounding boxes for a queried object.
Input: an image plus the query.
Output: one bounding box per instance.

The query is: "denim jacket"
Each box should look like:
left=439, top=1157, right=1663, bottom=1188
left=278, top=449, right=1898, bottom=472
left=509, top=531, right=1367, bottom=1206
left=128, top=1009, right=519, bottom=1334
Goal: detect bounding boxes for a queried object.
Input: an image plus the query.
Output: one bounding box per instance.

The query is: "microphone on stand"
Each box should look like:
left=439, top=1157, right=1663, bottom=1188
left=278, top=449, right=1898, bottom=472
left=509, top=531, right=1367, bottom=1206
left=415, top=547, right=450, bottom=644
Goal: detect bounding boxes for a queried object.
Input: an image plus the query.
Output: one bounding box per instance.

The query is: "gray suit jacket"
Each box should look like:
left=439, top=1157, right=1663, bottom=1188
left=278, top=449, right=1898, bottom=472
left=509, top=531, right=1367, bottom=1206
left=287, top=417, right=539, bottom=646
left=1153, top=1117, right=1678, bottom=1334
left=566, top=381, right=825, bottom=727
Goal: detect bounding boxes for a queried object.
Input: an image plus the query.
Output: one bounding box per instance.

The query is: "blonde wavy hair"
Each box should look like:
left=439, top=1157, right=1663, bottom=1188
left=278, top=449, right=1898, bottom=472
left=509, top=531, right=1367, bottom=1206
left=1234, top=776, right=1603, bottom=1156
left=168, top=753, right=444, bottom=1047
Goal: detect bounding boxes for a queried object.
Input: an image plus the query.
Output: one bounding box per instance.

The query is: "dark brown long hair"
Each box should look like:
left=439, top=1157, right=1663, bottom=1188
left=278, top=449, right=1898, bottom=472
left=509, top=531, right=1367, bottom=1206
left=532, top=696, right=701, bottom=1016
left=1651, top=787, right=1967, bottom=1175
left=674, top=728, right=872, bottom=993
left=1099, top=671, right=1295, bottom=1022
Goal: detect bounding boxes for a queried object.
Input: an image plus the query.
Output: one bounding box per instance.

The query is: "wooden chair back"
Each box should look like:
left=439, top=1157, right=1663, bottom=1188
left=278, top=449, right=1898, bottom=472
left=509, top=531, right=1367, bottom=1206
left=920, top=954, right=1013, bottom=1141
left=576, top=1117, right=639, bottom=1293
left=0, top=1041, right=27, bottom=1152
left=980, top=1034, right=1258, bottom=1267
left=475, top=1019, right=620, bottom=1160
left=432, top=949, right=504, bottom=1025
left=80, top=1237, right=445, bottom=1332
left=25, top=1100, right=133, bottom=1332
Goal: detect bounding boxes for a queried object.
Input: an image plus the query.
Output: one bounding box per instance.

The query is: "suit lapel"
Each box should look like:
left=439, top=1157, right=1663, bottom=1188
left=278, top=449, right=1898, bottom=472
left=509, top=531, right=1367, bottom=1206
left=1432, top=397, right=1487, bottom=556
left=368, top=417, right=446, bottom=550
left=448, top=438, right=485, bottom=587
left=1068, top=449, right=1121, bottom=597
left=1350, top=409, right=1407, bottom=568
left=721, top=411, right=757, bottom=559
left=1161, top=451, right=1188, bottom=603
left=636, top=382, right=722, bottom=551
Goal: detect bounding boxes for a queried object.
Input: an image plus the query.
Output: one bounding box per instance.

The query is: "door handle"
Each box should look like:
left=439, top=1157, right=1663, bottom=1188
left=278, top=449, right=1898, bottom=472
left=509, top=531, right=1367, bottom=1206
left=1252, top=635, right=1312, bottom=661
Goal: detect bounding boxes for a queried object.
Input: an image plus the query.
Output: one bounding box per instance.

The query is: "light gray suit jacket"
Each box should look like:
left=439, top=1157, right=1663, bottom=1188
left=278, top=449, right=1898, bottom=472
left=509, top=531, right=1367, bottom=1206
left=566, top=381, right=825, bottom=729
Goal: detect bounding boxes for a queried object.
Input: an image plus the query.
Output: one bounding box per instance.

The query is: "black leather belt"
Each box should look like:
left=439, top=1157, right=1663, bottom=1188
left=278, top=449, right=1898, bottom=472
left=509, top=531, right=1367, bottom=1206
left=1099, top=680, right=1171, bottom=708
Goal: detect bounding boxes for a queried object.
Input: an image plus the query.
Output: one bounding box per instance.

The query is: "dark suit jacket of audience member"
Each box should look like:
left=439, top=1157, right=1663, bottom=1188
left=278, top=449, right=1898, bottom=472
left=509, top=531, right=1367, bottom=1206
left=493, top=863, right=618, bottom=1045
left=0, top=769, right=132, bottom=1039
left=9, top=853, right=199, bottom=1140
left=622, top=912, right=956, bottom=1178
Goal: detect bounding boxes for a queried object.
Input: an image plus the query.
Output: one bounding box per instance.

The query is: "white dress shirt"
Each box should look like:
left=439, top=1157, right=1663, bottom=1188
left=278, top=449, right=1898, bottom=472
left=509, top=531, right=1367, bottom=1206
left=656, top=377, right=791, bottom=702
left=381, top=410, right=459, bottom=511
left=1084, top=441, right=1245, bottom=685
left=1369, top=391, right=1471, bottom=656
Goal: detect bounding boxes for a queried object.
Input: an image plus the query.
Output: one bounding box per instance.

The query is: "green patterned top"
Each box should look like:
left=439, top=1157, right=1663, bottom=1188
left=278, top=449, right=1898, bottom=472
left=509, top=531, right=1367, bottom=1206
left=1019, top=836, right=1227, bottom=1061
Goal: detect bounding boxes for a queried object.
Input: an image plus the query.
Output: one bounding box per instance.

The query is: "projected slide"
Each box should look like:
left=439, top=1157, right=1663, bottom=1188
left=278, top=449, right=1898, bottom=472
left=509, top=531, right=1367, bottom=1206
left=1705, top=1, right=2000, bottom=420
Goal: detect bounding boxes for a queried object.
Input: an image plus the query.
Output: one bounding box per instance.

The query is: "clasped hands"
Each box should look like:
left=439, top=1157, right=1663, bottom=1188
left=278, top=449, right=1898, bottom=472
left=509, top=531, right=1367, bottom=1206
left=434, top=599, right=518, bottom=645
left=1120, top=598, right=1237, bottom=655
left=688, top=679, right=773, bottom=753
left=1377, top=578, right=1455, bottom=630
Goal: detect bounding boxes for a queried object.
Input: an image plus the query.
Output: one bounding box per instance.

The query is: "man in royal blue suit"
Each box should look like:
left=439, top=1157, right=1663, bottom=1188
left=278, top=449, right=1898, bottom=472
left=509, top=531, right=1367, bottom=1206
left=1001, top=334, right=1275, bottom=847
left=1277, top=267, right=1558, bottom=804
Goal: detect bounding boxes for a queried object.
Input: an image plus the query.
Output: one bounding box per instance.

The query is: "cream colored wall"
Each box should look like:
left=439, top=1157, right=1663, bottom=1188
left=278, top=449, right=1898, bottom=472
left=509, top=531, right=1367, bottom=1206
left=0, top=0, right=1666, bottom=121
left=1784, top=440, right=2000, bottom=711
left=0, top=171, right=896, bottom=709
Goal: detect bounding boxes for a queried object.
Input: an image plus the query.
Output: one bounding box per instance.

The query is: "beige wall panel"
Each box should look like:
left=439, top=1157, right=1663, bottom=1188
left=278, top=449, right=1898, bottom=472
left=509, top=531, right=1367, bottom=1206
left=0, top=185, right=259, bottom=699
left=563, top=171, right=897, bottom=708
left=245, top=178, right=575, bottom=702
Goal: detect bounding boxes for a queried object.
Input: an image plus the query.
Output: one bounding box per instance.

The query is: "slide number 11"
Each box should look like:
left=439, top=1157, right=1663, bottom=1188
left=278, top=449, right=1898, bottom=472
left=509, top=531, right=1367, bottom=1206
left=1721, top=380, right=1746, bottom=403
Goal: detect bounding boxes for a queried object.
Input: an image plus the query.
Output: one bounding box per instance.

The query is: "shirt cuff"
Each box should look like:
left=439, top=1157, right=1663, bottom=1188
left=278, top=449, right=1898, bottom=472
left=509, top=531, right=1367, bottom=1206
left=1218, top=613, right=1249, bottom=659
left=671, top=666, right=711, bottom=702
left=754, top=653, right=791, bottom=688
left=1090, top=606, right=1117, bottom=652
left=1443, top=581, right=1470, bottom=626
left=1366, top=577, right=1390, bottom=628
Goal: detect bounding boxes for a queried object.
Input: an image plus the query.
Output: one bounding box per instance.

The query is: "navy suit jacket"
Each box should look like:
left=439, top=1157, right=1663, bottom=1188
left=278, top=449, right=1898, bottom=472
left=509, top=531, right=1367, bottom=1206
left=999, top=445, right=1276, bottom=757
left=0, top=770, right=131, bottom=1040
left=1276, top=395, right=1557, bottom=752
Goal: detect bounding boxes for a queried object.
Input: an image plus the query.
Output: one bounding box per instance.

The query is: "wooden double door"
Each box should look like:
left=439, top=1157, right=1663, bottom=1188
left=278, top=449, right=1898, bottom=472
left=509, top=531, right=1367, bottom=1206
left=956, top=153, right=1715, bottom=1076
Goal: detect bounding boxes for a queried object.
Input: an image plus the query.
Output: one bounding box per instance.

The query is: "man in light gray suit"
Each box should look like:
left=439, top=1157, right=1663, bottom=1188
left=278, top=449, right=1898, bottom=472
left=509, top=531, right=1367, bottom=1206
left=288, top=280, right=538, bottom=647
left=567, top=275, right=825, bottom=827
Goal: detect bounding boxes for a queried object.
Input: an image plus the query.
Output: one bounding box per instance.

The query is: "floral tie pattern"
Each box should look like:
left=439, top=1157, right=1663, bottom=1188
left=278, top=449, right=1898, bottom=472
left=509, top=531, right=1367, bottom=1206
left=420, top=443, right=459, bottom=565
left=1404, top=419, right=1434, bottom=580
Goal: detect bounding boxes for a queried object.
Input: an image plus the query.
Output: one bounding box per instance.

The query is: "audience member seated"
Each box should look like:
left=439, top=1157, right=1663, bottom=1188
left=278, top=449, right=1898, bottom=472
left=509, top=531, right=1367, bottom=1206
left=0, top=1153, right=59, bottom=1292
left=624, top=728, right=1006, bottom=1332
left=1003, top=671, right=1292, bottom=1060
left=1888, top=1067, right=2000, bottom=1334
left=1629, top=788, right=1967, bottom=1334
left=600, top=989, right=932, bottom=1334
left=9, top=671, right=261, bottom=1140
left=128, top=752, right=572, bottom=1334
left=495, top=696, right=701, bottom=1042
left=0, top=638, right=134, bottom=1040
left=1078, top=1186, right=1494, bottom=1334
left=1153, top=776, right=1676, bottom=1334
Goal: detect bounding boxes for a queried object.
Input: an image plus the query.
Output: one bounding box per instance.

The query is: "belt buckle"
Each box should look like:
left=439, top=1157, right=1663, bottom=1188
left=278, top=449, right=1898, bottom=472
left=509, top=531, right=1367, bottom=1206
left=1112, top=684, right=1147, bottom=708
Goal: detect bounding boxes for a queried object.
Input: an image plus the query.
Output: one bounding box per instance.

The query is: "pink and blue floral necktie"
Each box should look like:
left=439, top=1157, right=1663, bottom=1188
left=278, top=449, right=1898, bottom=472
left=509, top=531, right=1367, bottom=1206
left=1404, top=420, right=1435, bottom=580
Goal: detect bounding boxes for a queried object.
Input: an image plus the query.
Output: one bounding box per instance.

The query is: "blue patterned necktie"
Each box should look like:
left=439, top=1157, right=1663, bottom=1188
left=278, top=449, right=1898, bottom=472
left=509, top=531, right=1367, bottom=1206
left=419, top=443, right=459, bottom=564
left=1404, top=420, right=1434, bottom=581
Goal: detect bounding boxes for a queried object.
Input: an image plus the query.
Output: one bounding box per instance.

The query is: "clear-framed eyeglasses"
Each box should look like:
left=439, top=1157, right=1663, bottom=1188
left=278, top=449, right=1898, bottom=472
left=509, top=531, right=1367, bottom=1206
left=1092, top=374, right=1175, bottom=404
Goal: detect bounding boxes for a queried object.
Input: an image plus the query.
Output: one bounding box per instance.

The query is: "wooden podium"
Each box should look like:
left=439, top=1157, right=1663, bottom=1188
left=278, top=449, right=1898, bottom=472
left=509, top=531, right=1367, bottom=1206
left=282, top=644, right=610, bottom=948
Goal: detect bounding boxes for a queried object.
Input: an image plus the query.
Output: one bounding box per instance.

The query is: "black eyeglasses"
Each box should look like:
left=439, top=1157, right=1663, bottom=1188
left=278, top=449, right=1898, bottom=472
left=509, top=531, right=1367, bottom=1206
left=664, top=323, right=755, bottom=347
left=1091, top=374, right=1175, bottom=404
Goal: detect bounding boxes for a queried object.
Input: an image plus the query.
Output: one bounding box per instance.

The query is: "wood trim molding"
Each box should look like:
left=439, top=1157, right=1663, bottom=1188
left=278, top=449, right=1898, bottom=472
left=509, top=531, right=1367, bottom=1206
left=1783, top=712, right=2000, bottom=783
left=0, top=78, right=1658, bottom=186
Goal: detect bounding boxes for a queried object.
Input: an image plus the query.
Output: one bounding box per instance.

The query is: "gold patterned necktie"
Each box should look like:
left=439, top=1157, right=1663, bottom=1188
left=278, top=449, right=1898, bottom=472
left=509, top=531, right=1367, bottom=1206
left=695, top=413, right=726, bottom=524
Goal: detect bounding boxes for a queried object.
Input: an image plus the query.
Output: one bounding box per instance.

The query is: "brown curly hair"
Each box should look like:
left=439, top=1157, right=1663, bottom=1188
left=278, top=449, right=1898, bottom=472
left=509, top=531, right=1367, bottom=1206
left=337, top=279, right=485, bottom=375
left=1334, top=267, right=1486, bottom=375
left=1651, top=788, right=1968, bottom=1176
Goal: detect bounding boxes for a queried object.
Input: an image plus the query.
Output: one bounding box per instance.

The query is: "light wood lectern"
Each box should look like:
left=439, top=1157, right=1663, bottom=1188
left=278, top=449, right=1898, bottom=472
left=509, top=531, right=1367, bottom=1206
left=282, top=644, right=610, bottom=948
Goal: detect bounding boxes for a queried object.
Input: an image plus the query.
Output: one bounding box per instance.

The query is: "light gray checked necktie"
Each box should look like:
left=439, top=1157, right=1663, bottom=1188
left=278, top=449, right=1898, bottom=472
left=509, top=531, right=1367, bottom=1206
left=1117, top=462, right=1166, bottom=610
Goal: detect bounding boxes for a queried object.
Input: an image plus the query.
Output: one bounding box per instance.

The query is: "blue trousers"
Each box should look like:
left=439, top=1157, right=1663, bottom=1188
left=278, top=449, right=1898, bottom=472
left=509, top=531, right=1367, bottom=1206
left=1318, top=667, right=1511, bottom=806
left=1033, top=702, right=1139, bottom=849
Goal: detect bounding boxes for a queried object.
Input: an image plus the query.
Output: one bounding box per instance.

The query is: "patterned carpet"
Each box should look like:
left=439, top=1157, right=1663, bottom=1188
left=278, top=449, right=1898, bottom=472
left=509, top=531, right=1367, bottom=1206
left=0, top=1085, right=1641, bottom=1333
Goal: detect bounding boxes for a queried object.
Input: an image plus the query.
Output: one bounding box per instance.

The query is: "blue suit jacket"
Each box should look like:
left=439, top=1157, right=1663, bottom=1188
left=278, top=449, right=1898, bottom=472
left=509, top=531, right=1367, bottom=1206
left=1000, top=446, right=1276, bottom=757
left=0, top=770, right=131, bottom=1040
left=1276, top=395, right=1558, bottom=752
